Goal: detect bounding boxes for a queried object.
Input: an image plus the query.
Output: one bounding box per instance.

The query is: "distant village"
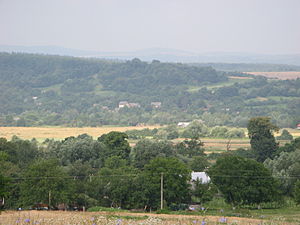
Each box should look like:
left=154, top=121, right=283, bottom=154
left=118, top=101, right=162, bottom=109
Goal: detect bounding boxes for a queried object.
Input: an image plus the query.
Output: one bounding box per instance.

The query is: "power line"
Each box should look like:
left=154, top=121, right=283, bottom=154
left=6, top=172, right=300, bottom=181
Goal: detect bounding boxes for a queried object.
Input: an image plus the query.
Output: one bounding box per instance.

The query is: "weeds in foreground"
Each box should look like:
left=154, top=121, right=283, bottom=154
left=0, top=210, right=299, bottom=225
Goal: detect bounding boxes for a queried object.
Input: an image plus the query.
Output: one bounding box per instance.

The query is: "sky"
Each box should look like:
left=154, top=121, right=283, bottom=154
left=1, top=0, right=300, bottom=54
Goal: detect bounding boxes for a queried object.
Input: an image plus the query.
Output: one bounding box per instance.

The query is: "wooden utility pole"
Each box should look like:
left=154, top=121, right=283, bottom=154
left=160, top=172, right=164, bottom=210
left=48, top=190, right=51, bottom=209
left=226, top=139, right=232, bottom=151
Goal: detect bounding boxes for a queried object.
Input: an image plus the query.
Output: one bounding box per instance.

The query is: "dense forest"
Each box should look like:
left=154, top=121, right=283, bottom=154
left=0, top=52, right=299, bottom=127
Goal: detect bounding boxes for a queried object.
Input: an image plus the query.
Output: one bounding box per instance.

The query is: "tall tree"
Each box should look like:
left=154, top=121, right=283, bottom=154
left=55, top=134, right=105, bottom=167
left=98, top=132, right=131, bottom=161
left=247, top=117, right=278, bottom=162
left=89, top=157, right=139, bottom=209
left=176, top=138, right=205, bottom=157
left=264, top=148, right=300, bottom=195
left=0, top=173, right=10, bottom=210
left=294, top=180, right=300, bottom=205
left=208, top=154, right=281, bottom=206
left=138, top=157, right=191, bottom=210
left=20, top=159, right=72, bottom=208
left=132, top=139, right=175, bottom=169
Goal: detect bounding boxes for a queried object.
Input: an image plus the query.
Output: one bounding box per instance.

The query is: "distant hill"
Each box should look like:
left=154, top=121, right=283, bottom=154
left=190, top=63, right=300, bottom=72
left=1, top=45, right=300, bottom=65
left=0, top=52, right=299, bottom=128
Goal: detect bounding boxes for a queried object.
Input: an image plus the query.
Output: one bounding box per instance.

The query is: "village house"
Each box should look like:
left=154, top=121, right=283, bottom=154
left=151, top=102, right=162, bottom=108
left=128, top=103, right=140, bottom=108
left=177, top=122, right=190, bottom=128
left=119, top=101, right=130, bottom=108
left=191, top=172, right=210, bottom=184
left=119, top=101, right=140, bottom=108
left=297, top=123, right=300, bottom=130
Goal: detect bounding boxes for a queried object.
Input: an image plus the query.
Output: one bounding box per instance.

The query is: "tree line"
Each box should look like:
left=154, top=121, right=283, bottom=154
left=1, top=117, right=300, bottom=211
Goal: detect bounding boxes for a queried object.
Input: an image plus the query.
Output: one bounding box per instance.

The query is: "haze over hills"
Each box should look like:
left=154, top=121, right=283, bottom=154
left=1, top=45, right=300, bottom=65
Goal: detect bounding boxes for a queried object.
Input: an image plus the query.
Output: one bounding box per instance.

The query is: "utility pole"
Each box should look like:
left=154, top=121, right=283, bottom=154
left=48, top=190, right=51, bottom=210
left=160, top=172, right=163, bottom=210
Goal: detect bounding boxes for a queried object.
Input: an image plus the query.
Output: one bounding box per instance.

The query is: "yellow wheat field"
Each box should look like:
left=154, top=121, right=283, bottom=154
left=246, top=71, right=300, bottom=80
left=0, top=126, right=161, bottom=141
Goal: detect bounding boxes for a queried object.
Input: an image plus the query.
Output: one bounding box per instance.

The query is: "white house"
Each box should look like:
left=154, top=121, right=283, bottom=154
left=119, top=101, right=129, bottom=108
left=177, top=122, right=190, bottom=128
left=151, top=102, right=162, bottom=108
left=191, top=172, right=210, bottom=184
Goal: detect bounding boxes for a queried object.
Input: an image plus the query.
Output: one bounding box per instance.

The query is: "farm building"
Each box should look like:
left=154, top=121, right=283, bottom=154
left=297, top=124, right=300, bottom=130
left=151, top=102, right=162, bottom=108
left=119, top=101, right=129, bottom=108
left=119, top=101, right=140, bottom=108
left=128, top=103, right=140, bottom=108
left=177, top=122, right=190, bottom=128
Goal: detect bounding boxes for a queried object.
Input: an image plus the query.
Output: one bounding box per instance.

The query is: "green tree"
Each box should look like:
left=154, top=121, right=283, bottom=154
left=89, top=158, right=139, bottom=209
left=158, top=125, right=179, bottom=140
left=0, top=151, right=20, bottom=209
left=189, top=156, right=210, bottom=171
left=226, top=128, right=245, bottom=138
left=132, top=139, right=175, bottom=169
left=276, top=129, right=293, bottom=141
left=294, top=180, right=300, bottom=205
left=20, top=159, right=72, bottom=208
left=56, top=134, right=105, bottom=167
left=273, top=137, right=300, bottom=157
left=176, top=138, right=205, bottom=158
left=264, top=149, right=300, bottom=195
left=210, top=126, right=228, bottom=138
left=192, top=180, right=216, bottom=204
left=98, top=131, right=131, bottom=161
left=67, top=161, right=97, bottom=208
left=0, top=173, right=10, bottom=210
left=138, top=157, right=191, bottom=210
left=11, top=136, right=40, bottom=168
left=0, top=138, right=17, bottom=163
left=208, top=154, right=281, bottom=206
left=0, top=137, right=39, bottom=168
left=247, top=117, right=279, bottom=162
left=181, top=121, right=209, bottom=139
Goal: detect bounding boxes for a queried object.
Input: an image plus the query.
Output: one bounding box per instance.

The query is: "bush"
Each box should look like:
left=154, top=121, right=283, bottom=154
left=87, top=206, right=127, bottom=212
left=156, top=209, right=171, bottom=214
left=277, top=129, right=293, bottom=141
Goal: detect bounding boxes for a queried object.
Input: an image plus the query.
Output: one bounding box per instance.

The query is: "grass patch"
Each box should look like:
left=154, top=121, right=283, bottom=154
left=106, top=215, right=149, bottom=220
left=87, top=206, right=128, bottom=212
left=187, top=78, right=251, bottom=92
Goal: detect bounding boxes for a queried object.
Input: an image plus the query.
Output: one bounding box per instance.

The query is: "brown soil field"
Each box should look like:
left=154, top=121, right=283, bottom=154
left=245, top=71, right=300, bottom=80
left=0, top=210, right=296, bottom=225
left=0, top=126, right=160, bottom=141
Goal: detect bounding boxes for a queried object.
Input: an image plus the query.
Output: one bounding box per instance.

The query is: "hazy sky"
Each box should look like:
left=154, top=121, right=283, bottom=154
left=1, top=0, right=300, bottom=54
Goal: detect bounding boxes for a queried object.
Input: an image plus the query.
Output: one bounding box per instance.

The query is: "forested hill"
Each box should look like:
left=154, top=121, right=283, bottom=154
left=0, top=52, right=299, bottom=127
